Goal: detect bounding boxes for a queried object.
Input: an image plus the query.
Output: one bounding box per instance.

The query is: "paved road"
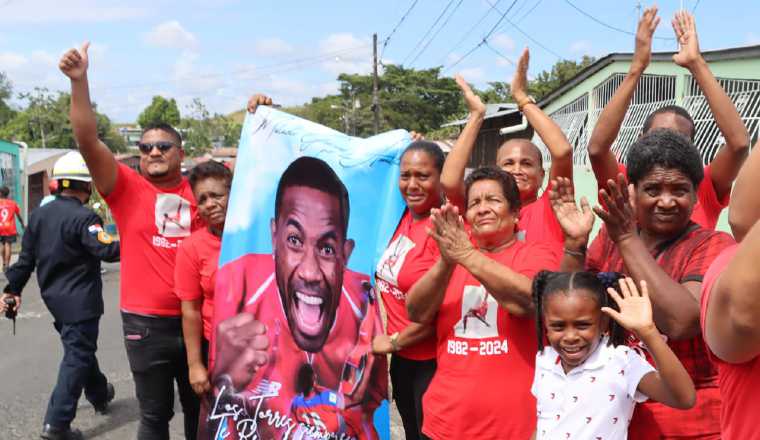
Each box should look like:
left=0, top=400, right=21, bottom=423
left=0, top=262, right=405, bottom=439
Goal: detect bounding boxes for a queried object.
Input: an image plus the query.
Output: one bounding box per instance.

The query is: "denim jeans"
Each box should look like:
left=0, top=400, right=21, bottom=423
left=44, top=317, right=109, bottom=428
left=122, top=312, right=199, bottom=440
left=389, top=354, right=437, bottom=440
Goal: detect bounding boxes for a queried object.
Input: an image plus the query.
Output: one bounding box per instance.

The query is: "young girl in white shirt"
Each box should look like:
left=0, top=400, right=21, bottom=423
left=530, top=272, right=695, bottom=440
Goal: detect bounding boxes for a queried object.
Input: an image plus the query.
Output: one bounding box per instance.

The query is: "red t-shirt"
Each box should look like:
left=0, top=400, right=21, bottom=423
left=375, top=211, right=438, bottom=360
left=700, top=245, right=760, bottom=440
left=612, top=162, right=728, bottom=230
left=421, top=240, right=560, bottom=440
left=104, top=163, right=202, bottom=316
left=0, top=198, right=20, bottom=236
left=586, top=223, right=735, bottom=438
left=174, top=227, right=221, bottom=340
left=518, top=181, right=564, bottom=258
left=213, top=254, right=387, bottom=440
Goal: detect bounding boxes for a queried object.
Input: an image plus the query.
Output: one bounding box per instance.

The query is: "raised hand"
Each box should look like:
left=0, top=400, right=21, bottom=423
left=409, top=131, right=425, bottom=142
left=59, top=41, right=90, bottom=81
left=594, top=174, right=637, bottom=244
left=672, top=10, right=702, bottom=69
left=631, top=6, right=660, bottom=72
left=549, top=176, right=595, bottom=248
left=455, top=75, right=486, bottom=117
left=511, top=48, right=530, bottom=102
left=247, top=94, right=273, bottom=114
left=212, top=312, right=269, bottom=391
left=602, top=278, right=656, bottom=337
left=428, top=203, right=474, bottom=266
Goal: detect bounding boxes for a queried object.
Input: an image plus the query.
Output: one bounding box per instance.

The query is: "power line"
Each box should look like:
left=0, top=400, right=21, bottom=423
left=444, top=0, right=519, bottom=71
left=692, top=0, right=701, bottom=13
left=402, top=0, right=456, bottom=65
left=516, top=0, right=542, bottom=23
left=438, top=0, right=504, bottom=66
left=489, top=0, right=563, bottom=60
left=71, top=44, right=371, bottom=94
left=563, top=0, right=674, bottom=41
left=381, top=0, right=420, bottom=58
left=484, top=41, right=516, bottom=66
left=408, top=0, right=465, bottom=66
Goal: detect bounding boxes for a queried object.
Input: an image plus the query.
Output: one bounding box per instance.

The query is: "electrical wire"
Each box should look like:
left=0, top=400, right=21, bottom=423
left=516, top=0, right=542, bottom=23
left=402, top=0, right=456, bottom=65
left=444, top=0, right=519, bottom=71
left=484, top=41, right=516, bottom=66
left=381, top=0, right=420, bottom=58
left=408, top=0, right=465, bottom=66
left=438, top=0, right=504, bottom=66
left=488, top=0, right=563, bottom=60
left=564, top=0, right=674, bottom=41
left=692, top=0, right=701, bottom=13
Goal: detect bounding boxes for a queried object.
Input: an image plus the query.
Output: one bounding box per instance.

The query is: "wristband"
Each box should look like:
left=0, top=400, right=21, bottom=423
left=563, top=246, right=586, bottom=258
left=389, top=332, right=402, bottom=352
left=517, top=95, right=536, bottom=111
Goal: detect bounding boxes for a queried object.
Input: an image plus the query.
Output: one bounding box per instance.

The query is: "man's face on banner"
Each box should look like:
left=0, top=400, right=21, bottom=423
left=271, top=185, right=354, bottom=352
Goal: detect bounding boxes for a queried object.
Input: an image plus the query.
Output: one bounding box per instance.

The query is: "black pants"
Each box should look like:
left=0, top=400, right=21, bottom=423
left=389, top=354, right=436, bottom=440
left=122, top=312, right=199, bottom=440
left=44, top=317, right=109, bottom=428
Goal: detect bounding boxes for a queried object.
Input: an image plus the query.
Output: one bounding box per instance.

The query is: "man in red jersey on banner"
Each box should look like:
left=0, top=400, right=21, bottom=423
left=207, top=156, right=386, bottom=440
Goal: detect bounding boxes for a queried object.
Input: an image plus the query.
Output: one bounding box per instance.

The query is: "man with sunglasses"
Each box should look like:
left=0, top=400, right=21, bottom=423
left=60, top=42, right=204, bottom=440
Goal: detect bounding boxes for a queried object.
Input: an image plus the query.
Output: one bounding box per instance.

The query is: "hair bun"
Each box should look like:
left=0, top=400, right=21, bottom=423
left=596, top=271, right=623, bottom=290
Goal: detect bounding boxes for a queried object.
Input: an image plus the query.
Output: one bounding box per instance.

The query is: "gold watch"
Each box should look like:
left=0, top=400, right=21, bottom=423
left=517, top=95, right=536, bottom=111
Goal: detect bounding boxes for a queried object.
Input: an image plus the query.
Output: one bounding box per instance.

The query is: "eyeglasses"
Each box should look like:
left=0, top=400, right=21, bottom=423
left=137, top=141, right=177, bottom=154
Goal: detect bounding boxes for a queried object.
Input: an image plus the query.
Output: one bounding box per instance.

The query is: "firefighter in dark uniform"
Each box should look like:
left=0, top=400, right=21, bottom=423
left=0, top=151, right=120, bottom=440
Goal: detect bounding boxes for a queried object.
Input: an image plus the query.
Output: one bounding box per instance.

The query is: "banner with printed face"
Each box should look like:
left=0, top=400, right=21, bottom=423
left=202, top=106, right=408, bottom=440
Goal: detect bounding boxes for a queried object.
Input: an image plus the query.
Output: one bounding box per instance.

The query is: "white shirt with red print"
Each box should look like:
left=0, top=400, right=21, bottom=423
left=531, top=337, right=654, bottom=440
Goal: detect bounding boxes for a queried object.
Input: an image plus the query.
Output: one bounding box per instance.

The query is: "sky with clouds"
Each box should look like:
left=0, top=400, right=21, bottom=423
left=2, top=0, right=758, bottom=123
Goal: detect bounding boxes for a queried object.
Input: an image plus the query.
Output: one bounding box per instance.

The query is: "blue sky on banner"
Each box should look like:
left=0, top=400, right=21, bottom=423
left=1, top=0, right=758, bottom=123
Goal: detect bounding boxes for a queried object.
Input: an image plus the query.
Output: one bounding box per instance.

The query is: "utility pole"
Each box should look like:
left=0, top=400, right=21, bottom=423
left=372, top=33, right=380, bottom=135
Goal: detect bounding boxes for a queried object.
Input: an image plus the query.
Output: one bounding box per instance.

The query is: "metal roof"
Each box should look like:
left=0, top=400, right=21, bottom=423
left=442, top=103, right=519, bottom=127
left=538, top=44, right=760, bottom=108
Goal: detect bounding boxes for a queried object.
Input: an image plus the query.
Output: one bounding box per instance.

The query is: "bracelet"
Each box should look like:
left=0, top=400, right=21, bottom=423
left=563, top=247, right=586, bottom=258
left=517, top=95, right=536, bottom=111
left=389, top=332, right=402, bottom=352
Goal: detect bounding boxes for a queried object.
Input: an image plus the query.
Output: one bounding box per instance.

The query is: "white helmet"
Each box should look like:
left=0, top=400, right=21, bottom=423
left=52, top=151, right=92, bottom=183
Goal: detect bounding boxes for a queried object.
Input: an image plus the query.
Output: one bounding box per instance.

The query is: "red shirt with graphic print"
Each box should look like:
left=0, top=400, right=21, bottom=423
left=104, top=163, right=202, bottom=316
left=375, top=210, right=438, bottom=361
left=421, top=240, right=559, bottom=440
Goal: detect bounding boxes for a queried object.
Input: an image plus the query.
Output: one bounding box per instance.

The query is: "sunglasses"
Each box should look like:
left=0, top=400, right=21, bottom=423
left=137, top=141, right=177, bottom=154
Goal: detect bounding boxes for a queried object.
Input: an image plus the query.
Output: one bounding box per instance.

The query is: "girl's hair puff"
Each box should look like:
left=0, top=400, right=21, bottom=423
left=532, top=271, right=628, bottom=352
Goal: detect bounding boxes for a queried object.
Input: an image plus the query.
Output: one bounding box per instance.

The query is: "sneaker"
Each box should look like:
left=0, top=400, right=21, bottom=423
left=40, top=424, right=83, bottom=440
left=93, top=382, right=115, bottom=414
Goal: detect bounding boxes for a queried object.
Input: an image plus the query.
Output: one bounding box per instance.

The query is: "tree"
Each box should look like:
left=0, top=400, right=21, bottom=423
left=180, top=98, right=242, bottom=157
left=137, top=95, right=181, bottom=128
left=528, top=55, right=596, bottom=101
left=0, top=88, right=126, bottom=152
left=0, top=72, right=14, bottom=128
left=477, top=81, right=512, bottom=104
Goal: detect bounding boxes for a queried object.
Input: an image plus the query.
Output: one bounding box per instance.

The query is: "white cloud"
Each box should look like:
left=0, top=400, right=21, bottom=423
left=491, top=34, right=516, bottom=53
left=254, top=38, right=295, bottom=57
left=0, top=52, right=27, bottom=70
left=0, top=0, right=145, bottom=23
left=569, top=40, right=593, bottom=55
left=144, top=21, right=199, bottom=50
left=171, top=50, right=225, bottom=95
left=318, top=33, right=373, bottom=75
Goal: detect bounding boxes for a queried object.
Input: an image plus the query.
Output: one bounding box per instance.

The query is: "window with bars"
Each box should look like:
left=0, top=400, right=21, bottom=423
left=533, top=93, right=590, bottom=166
left=682, top=76, right=760, bottom=164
